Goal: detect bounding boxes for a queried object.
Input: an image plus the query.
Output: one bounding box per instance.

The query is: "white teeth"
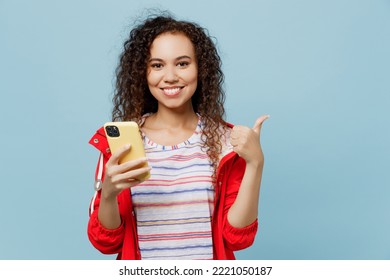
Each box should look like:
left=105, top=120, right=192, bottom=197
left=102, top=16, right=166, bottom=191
left=163, top=87, right=181, bottom=95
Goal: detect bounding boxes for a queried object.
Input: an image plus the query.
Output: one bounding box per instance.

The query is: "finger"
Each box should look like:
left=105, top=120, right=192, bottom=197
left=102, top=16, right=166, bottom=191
left=252, top=115, right=270, bottom=134
left=106, top=156, right=148, bottom=179
left=107, top=144, right=131, bottom=165
left=127, top=179, right=142, bottom=188
left=114, top=179, right=142, bottom=191
left=116, top=157, right=149, bottom=174
left=232, top=146, right=241, bottom=157
left=114, top=166, right=152, bottom=183
left=230, top=125, right=244, bottom=139
left=230, top=136, right=238, bottom=147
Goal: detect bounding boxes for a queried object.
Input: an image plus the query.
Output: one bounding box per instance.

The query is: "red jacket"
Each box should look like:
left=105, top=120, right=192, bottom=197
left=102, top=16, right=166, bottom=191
left=87, top=126, right=258, bottom=260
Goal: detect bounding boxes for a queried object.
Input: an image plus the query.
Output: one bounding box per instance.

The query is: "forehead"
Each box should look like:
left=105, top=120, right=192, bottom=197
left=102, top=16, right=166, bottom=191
left=149, top=32, right=195, bottom=58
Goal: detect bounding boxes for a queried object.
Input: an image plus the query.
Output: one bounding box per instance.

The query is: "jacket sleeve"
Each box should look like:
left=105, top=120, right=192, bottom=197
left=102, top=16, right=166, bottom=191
left=222, top=156, right=258, bottom=250
left=87, top=129, right=126, bottom=254
left=88, top=187, right=125, bottom=254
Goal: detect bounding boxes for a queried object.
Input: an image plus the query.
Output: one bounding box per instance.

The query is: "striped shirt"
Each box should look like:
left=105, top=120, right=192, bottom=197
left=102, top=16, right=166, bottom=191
left=131, top=116, right=215, bottom=260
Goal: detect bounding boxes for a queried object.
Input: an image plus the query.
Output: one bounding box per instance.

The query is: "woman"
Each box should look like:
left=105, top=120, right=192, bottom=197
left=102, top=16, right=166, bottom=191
left=88, top=13, right=269, bottom=260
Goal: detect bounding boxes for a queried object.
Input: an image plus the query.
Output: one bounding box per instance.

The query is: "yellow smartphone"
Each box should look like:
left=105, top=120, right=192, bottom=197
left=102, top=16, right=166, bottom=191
left=104, top=121, right=150, bottom=181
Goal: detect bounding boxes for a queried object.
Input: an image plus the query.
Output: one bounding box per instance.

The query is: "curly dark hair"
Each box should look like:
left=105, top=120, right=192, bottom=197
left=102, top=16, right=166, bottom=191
left=112, top=13, right=226, bottom=179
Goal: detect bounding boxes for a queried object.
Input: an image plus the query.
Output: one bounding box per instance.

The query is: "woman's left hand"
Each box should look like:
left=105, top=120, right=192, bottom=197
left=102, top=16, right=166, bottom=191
left=230, top=115, right=269, bottom=165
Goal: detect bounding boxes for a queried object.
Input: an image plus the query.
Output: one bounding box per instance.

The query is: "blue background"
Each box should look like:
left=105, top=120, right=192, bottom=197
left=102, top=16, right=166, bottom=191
left=1, top=0, right=389, bottom=259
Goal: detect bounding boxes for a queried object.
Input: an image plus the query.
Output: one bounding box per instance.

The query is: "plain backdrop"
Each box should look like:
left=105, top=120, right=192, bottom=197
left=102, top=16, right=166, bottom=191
left=1, top=0, right=389, bottom=259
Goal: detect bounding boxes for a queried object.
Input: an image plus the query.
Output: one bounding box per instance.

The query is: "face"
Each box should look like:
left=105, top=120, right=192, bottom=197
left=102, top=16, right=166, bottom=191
left=146, top=32, right=198, bottom=112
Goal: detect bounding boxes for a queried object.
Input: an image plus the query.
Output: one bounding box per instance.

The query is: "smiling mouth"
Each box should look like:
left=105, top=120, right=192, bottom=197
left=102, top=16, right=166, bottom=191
left=162, top=87, right=184, bottom=96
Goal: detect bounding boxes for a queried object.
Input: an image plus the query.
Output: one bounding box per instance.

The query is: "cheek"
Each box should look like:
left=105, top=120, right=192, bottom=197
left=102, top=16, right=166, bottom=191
left=147, top=71, right=161, bottom=87
left=184, top=68, right=198, bottom=85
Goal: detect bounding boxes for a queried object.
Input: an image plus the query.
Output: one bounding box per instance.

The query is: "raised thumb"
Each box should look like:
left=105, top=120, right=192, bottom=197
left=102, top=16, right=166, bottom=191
left=252, top=115, right=270, bottom=134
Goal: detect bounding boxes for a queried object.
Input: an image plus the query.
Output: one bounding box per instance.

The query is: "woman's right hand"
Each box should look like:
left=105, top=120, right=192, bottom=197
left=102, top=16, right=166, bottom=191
left=101, top=144, right=151, bottom=200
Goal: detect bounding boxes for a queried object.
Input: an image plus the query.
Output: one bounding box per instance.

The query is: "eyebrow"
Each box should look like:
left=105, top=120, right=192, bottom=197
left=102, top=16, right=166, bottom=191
left=148, top=55, right=192, bottom=62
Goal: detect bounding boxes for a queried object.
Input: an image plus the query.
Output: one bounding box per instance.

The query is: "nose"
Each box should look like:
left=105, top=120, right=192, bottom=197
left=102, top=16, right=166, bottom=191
left=164, top=66, right=179, bottom=83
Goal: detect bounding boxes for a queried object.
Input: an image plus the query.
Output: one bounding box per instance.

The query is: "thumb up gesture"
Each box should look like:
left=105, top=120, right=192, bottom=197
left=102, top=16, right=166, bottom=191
left=230, top=115, right=269, bottom=165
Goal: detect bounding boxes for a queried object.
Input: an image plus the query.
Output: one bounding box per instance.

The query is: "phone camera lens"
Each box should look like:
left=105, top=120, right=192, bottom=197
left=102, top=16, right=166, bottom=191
left=106, top=125, right=120, bottom=137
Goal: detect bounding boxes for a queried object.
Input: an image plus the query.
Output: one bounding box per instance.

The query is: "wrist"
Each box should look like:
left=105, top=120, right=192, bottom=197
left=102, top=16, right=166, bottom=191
left=101, top=185, right=119, bottom=201
left=245, top=158, right=264, bottom=170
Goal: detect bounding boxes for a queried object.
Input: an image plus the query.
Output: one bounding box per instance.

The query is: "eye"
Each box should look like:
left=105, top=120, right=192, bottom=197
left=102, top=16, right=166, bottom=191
left=177, top=61, right=189, bottom=68
left=151, top=63, right=163, bottom=69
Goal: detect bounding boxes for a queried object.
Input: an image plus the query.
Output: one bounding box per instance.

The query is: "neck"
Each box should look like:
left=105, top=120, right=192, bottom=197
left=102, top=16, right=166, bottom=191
left=151, top=106, right=198, bottom=129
